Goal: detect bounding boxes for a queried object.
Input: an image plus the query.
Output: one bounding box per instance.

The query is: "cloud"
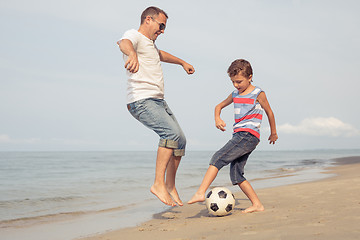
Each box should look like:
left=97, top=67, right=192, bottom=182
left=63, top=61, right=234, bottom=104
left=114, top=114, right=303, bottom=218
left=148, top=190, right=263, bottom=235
left=0, top=134, right=11, bottom=143
left=0, top=134, right=41, bottom=144
left=278, top=117, right=360, bottom=137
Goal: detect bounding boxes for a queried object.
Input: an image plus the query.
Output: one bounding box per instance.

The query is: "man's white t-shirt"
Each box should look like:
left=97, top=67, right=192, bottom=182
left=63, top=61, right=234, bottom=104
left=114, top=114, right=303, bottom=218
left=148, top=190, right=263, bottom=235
left=121, top=29, right=164, bottom=104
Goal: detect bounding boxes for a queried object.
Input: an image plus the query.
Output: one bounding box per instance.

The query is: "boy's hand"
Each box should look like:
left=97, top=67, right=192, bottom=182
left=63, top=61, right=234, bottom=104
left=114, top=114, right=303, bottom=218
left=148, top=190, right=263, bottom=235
left=268, top=133, right=278, bottom=144
left=215, top=118, right=226, bottom=131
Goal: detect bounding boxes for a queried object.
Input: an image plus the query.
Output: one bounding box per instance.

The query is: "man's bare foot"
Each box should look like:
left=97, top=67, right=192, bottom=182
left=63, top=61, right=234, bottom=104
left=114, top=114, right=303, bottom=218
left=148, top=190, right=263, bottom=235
left=167, top=186, right=183, bottom=206
left=150, top=184, right=176, bottom=206
left=242, top=204, right=265, bottom=213
left=187, top=193, right=205, bottom=204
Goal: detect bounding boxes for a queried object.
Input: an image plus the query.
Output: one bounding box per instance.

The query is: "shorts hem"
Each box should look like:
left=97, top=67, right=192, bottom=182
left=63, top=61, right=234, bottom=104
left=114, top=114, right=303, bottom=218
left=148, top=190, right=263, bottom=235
left=232, top=178, right=247, bottom=185
left=158, top=139, right=178, bottom=149
left=209, top=163, right=221, bottom=170
left=173, top=149, right=185, bottom=157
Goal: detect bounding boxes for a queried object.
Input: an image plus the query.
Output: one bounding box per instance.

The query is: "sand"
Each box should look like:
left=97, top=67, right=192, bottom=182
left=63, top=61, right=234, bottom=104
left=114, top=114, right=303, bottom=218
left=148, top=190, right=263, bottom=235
left=80, top=157, right=360, bottom=240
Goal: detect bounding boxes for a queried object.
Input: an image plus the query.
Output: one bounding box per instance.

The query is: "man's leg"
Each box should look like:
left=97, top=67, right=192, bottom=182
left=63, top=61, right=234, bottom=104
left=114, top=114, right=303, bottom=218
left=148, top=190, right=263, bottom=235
left=165, top=156, right=183, bottom=206
left=150, top=146, right=176, bottom=206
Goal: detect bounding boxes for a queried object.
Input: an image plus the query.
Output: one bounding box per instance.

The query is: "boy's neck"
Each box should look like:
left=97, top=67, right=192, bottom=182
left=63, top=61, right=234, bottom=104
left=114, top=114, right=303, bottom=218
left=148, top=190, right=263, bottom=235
left=238, top=84, right=255, bottom=96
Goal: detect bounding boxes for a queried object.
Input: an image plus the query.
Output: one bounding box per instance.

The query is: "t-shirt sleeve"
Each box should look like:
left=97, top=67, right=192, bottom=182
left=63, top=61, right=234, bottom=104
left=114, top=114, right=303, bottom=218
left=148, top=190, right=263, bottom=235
left=120, top=29, right=138, bottom=49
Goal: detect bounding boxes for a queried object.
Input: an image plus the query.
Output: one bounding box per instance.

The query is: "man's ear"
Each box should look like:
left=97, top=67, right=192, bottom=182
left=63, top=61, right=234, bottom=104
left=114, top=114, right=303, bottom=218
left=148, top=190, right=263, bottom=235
left=145, top=15, right=152, bottom=24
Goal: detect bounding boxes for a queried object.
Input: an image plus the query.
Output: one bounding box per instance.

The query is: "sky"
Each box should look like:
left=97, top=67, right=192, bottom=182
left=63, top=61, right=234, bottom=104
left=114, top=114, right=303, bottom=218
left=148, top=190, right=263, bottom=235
left=1, top=0, right=360, bottom=151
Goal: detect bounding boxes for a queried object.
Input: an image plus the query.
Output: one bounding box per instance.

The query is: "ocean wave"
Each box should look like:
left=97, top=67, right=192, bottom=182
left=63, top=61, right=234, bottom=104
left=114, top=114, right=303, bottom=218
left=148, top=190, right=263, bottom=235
left=0, top=203, right=139, bottom=228
left=0, top=211, right=89, bottom=228
left=264, top=167, right=300, bottom=174
left=0, top=196, right=83, bottom=206
left=300, top=158, right=326, bottom=166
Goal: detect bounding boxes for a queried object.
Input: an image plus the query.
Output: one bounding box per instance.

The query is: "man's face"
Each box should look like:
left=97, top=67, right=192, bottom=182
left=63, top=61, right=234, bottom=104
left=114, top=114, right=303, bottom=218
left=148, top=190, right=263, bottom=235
left=149, top=13, right=167, bottom=40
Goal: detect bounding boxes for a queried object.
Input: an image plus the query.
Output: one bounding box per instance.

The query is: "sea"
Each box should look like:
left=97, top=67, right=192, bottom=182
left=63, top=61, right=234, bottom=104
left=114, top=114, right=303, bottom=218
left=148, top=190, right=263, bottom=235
left=1, top=149, right=360, bottom=240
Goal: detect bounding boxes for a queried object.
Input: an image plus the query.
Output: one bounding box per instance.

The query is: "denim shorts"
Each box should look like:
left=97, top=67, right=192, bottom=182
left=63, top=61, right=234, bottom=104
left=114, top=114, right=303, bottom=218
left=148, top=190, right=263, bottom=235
left=210, top=131, right=259, bottom=185
left=127, top=98, right=186, bottom=156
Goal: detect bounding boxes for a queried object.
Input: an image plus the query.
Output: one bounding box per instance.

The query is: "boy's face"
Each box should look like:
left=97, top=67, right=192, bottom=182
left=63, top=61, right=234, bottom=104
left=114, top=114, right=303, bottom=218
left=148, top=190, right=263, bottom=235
left=231, top=73, right=252, bottom=94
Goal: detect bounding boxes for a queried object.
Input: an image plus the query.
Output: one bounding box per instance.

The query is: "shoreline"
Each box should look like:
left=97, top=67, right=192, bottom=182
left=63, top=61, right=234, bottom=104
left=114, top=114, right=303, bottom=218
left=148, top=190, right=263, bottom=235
left=79, top=156, right=360, bottom=240
left=1, top=155, right=358, bottom=240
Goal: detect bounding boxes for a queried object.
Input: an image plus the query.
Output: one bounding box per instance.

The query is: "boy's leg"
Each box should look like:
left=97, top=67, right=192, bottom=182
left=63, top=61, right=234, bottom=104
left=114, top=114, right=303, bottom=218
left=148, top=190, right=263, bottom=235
left=165, top=156, right=183, bottom=206
left=151, top=146, right=176, bottom=206
left=188, top=133, right=250, bottom=204
left=238, top=180, right=264, bottom=213
left=187, top=165, right=219, bottom=204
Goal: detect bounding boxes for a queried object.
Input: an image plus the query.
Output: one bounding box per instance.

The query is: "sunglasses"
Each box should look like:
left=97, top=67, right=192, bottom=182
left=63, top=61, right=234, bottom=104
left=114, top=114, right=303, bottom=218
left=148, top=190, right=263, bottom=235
left=151, top=17, right=166, bottom=31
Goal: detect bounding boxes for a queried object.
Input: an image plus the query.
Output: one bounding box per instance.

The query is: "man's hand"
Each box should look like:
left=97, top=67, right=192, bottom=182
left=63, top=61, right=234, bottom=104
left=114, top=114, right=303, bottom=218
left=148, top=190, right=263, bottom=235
left=118, top=39, right=139, bottom=73
left=124, top=52, right=139, bottom=73
left=182, top=62, right=195, bottom=75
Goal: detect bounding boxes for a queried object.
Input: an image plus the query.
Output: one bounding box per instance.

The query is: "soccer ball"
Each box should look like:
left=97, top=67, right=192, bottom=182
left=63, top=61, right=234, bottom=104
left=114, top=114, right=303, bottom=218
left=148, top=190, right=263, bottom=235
left=205, top=187, right=235, bottom=216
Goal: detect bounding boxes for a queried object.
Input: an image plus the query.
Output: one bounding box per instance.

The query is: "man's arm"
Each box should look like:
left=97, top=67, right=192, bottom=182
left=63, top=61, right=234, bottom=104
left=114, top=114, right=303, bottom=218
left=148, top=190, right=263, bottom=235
left=159, top=50, right=195, bottom=74
left=117, top=39, right=139, bottom=73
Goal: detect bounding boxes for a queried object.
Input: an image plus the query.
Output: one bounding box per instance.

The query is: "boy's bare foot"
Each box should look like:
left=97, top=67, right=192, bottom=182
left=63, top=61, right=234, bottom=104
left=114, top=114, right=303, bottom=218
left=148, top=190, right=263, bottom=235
left=242, top=204, right=265, bottom=213
left=187, top=193, right=205, bottom=204
left=167, top=187, right=183, bottom=206
left=150, top=184, right=176, bottom=206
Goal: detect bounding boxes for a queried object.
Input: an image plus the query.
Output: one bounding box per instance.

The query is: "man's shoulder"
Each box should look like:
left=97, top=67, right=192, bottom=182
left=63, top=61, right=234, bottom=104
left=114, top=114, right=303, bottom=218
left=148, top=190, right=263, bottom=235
left=124, top=29, right=138, bottom=34
left=121, top=29, right=140, bottom=41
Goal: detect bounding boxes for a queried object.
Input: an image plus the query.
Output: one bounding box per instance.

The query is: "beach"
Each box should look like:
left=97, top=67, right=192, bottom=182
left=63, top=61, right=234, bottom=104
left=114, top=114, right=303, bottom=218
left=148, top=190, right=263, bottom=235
left=80, top=156, right=360, bottom=240
left=1, top=151, right=360, bottom=240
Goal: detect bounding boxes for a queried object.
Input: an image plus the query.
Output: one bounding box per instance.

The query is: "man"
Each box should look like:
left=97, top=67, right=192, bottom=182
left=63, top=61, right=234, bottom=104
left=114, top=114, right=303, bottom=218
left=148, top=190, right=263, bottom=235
left=117, top=6, right=195, bottom=206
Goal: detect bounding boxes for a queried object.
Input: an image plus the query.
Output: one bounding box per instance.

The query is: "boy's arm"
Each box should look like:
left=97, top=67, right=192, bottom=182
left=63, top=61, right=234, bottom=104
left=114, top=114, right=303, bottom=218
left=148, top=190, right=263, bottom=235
left=257, top=92, right=278, bottom=144
left=117, top=39, right=139, bottom=73
left=159, top=50, right=195, bottom=75
left=215, top=94, right=233, bottom=131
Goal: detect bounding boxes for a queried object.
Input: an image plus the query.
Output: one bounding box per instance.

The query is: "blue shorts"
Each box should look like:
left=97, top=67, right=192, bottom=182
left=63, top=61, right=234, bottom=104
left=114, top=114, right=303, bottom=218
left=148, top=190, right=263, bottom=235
left=127, top=98, right=186, bottom=156
left=210, top=131, right=259, bottom=185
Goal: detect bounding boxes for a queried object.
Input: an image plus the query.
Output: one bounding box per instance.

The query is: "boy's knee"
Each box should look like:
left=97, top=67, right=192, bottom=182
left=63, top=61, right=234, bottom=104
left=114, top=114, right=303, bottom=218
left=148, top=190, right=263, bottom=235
left=209, top=154, right=226, bottom=170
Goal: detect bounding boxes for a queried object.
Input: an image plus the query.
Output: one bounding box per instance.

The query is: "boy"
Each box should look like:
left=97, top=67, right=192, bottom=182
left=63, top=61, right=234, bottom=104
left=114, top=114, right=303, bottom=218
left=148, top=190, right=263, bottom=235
left=188, top=59, right=278, bottom=213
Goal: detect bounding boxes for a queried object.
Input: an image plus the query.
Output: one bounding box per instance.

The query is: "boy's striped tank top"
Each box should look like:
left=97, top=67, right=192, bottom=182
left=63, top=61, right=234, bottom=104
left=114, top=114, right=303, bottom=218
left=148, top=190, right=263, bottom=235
left=232, top=86, right=263, bottom=139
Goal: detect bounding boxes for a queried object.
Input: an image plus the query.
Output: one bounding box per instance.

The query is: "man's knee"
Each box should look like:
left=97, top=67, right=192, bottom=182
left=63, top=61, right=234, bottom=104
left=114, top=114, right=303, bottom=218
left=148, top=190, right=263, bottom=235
left=168, top=129, right=186, bottom=147
left=177, top=132, right=186, bottom=148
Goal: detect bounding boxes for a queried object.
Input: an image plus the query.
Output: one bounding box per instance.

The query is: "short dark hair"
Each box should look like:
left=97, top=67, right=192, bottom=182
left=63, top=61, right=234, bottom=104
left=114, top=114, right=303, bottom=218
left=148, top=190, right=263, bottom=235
left=227, top=59, right=253, bottom=78
left=140, top=6, right=168, bottom=24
